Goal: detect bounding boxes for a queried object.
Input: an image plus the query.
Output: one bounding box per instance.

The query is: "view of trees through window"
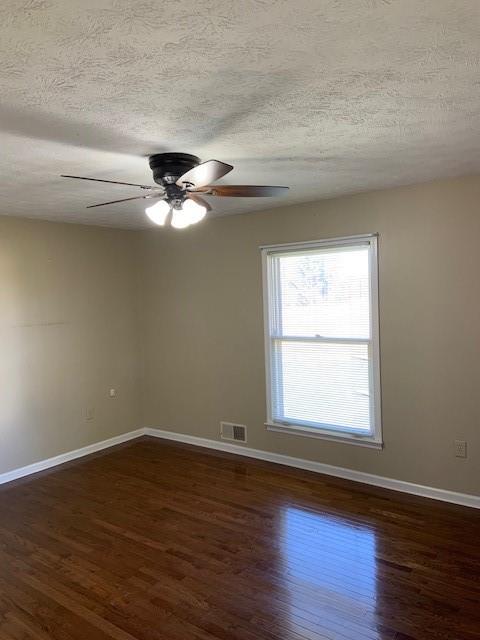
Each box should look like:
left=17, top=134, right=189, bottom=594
left=278, top=247, right=370, bottom=340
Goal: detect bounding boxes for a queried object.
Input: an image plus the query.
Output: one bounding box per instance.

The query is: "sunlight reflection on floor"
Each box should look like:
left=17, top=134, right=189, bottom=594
left=281, top=506, right=381, bottom=639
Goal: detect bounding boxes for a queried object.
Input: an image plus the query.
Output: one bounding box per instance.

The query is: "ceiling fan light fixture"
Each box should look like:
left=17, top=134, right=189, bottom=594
left=145, top=199, right=170, bottom=225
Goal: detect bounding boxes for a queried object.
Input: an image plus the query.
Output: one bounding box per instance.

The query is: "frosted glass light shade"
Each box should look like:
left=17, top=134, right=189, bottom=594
left=171, top=208, right=191, bottom=229
left=182, top=198, right=207, bottom=224
left=145, top=200, right=170, bottom=225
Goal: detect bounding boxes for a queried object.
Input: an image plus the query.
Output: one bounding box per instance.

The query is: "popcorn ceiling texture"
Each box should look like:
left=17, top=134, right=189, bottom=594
left=0, top=0, right=479, bottom=229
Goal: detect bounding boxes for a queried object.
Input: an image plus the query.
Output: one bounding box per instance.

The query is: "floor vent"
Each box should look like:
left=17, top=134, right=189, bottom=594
left=220, top=422, right=247, bottom=443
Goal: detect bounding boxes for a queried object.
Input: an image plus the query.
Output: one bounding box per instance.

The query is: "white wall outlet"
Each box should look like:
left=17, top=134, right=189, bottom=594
left=454, top=440, right=467, bottom=458
left=109, top=388, right=116, bottom=398
left=85, top=407, right=95, bottom=422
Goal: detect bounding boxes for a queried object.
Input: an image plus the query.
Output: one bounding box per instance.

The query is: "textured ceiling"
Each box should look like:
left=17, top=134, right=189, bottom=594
left=0, top=0, right=479, bottom=229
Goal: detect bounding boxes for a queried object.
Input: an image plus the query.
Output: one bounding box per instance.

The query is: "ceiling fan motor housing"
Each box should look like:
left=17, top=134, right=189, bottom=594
left=148, top=153, right=200, bottom=186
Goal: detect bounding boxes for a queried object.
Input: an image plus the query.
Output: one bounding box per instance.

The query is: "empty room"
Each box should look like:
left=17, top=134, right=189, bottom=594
left=0, top=1, right=479, bottom=639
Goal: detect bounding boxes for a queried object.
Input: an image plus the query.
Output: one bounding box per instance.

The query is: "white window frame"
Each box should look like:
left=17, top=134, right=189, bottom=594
left=261, top=233, right=382, bottom=449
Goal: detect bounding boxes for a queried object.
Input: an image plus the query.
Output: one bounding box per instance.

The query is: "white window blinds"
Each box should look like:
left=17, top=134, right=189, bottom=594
left=262, top=235, right=381, bottom=444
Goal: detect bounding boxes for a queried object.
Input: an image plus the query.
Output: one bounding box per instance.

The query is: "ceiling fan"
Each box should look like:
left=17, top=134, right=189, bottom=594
left=61, top=153, right=289, bottom=229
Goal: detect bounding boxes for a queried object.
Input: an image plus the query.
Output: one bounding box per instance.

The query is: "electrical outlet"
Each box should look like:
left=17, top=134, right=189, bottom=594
left=454, top=440, right=467, bottom=458
left=109, top=388, right=116, bottom=398
left=85, top=407, right=95, bottom=422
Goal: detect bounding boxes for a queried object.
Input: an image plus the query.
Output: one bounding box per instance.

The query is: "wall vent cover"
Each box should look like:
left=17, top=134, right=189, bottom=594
left=220, top=421, right=247, bottom=443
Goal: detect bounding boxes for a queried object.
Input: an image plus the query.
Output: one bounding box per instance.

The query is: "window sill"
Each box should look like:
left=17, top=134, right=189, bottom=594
left=265, top=422, right=383, bottom=449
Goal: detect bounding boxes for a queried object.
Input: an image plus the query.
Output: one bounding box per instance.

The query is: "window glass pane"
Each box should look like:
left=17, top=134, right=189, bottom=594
left=272, top=340, right=371, bottom=433
left=274, top=245, right=370, bottom=339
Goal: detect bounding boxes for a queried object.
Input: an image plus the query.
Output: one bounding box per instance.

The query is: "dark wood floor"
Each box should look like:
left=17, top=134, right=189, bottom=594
left=0, top=437, right=479, bottom=640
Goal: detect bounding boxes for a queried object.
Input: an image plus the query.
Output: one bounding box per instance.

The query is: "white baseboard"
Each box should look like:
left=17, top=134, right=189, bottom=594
left=0, top=429, right=145, bottom=486
left=144, top=428, right=480, bottom=510
left=2, top=426, right=478, bottom=509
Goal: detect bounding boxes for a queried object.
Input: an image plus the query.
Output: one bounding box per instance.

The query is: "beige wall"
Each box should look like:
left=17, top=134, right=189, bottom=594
left=2, top=175, right=479, bottom=496
left=0, top=216, right=140, bottom=473
left=139, top=175, right=480, bottom=495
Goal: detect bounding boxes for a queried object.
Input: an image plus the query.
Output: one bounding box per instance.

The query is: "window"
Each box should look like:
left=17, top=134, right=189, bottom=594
left=262, top=234, right=381, bottom=447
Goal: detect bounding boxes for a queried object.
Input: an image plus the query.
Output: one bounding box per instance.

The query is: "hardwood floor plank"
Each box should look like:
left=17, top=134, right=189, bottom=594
left=0, top=437, right=478, bottom=640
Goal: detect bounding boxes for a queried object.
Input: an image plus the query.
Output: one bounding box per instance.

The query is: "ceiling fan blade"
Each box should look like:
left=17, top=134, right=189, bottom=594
left=86, top=194, right=164, bottom=209
left=191, top=185, right=289, bottom=197
left=186, top=194, right=212, bottom=212
left=61, top=175, right=153, bottom=189
left=176, top=160, right=233, bottom=188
